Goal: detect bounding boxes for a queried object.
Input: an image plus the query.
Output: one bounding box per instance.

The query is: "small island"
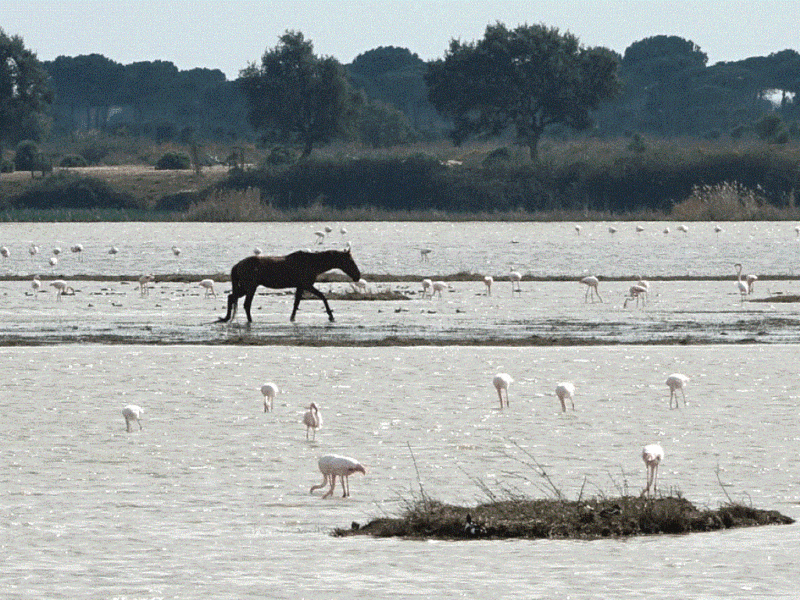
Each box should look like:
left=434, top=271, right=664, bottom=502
left=336, top=496, right=794, bottom=540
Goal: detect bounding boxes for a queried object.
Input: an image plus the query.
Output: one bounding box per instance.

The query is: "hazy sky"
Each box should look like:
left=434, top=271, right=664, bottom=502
left=3, top=1, right=798, bottom=78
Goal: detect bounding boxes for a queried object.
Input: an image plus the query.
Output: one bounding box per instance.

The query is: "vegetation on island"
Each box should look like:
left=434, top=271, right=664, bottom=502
left=336, top=494, right=794, bottom=540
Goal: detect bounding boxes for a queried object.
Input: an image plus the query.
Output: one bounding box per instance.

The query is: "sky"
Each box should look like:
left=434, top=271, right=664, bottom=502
left=2, top=1, right=798, bottom=79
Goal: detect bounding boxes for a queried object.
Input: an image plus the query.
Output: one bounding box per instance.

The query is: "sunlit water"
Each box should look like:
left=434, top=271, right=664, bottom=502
left=1, top=220, right=800, bottom=278
left=0, top=222, right=799, bottom=599
left=2, top=344, right=798, bottom=599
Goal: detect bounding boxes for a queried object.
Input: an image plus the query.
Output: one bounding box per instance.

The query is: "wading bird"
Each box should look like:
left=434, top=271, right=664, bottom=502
left=309, top=454, right=366, bottom=499
left=260, top=383, right=278, bottom=412
left=555, top=382, right=576, bottom=412
left=641, top=444, right=664, bottom=497
left=122, top=405, right=143, bottom=432
left=734, top=263, right=749, bottom=302
left=665, top=373, right=689, bottom=409
left=50, top=280, right=74, bottom=300
left=510, top=271, right=522, bottom=295
left=199, top=279, right=216, bottom=297
left=139, top=274, right=155, bottom=296
left=580, top=276, right=602, bottom=303
left=421, top=278, right=433, bottom=299
left=493, top=373, right=513, bottom=409
left=483, top=275, right=493, bottom=296
left=303, top=402, right=322, bottom=440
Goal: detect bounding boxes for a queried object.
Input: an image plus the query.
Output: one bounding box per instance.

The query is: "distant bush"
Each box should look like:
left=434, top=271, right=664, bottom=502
left=0, top=159, right=13, bottom=173
left=11, top=174, right=138, bottom=210
left=59, top=155, right=88, bottom=168
left=155, top=151, right=191, bottom=170
left=14, top=140, right=41, bottom=171
left=79, top=141, right=110, bottom=165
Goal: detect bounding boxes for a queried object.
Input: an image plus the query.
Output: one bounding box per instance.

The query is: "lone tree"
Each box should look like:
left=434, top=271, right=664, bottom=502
left=425, top=22, right=621, bottom=160
left=0, top=29, right=53, bottom=153
left=239, top=31, right=358, bottom=158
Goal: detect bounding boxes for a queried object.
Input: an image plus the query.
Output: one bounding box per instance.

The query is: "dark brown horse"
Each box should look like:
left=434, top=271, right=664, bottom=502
left=218, top=249, right=361, bottom=323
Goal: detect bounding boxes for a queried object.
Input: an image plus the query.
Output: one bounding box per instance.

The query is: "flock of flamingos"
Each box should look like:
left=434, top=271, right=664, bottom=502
left=0, top=222, right=763, bottom=501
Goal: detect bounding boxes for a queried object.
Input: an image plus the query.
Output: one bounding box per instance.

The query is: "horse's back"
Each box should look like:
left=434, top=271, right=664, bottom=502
left=232, top=254, right=298, bottom=289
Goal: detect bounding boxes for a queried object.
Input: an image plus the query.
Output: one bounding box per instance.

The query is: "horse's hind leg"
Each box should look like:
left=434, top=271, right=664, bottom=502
left=243, top=290, right=257, bottom=323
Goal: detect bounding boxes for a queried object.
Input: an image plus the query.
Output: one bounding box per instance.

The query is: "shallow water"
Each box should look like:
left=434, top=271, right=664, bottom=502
left=1, top=220, right=800, bottom=278
left=1, top=344, right=798, bottom=599
left=1, top=221, right=799, bottom=599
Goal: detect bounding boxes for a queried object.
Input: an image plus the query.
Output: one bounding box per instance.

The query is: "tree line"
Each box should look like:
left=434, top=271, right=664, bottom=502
left=1, top=24, right=798, bottom=159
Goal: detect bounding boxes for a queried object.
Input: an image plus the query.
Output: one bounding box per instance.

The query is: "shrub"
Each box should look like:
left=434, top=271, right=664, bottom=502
left=0, top=159, right=13, bottom=173
left=12, top=174, right=138, bottom=210
left=14, top=140, right=41, bottom=171
left=59, top=155, right=88, bottom=168
left=155, top=151, right=191, bottom=170
left=79, top=141, right=110, bottom=165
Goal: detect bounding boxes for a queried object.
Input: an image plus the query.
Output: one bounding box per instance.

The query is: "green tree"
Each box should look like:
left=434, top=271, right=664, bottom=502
left=239, top=31, right=358, bottom=158
left=425, top=23, right=620, bottom=160
left=0, top=29, right=53, bottom=152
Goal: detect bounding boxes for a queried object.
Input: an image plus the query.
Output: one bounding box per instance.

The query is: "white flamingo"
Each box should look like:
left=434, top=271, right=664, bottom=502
left=108, top=246, right=119, bottom=256
left=199, top=278, right=216, bottom=297
left=350, top=278, right=369, bottom=293
left=623, top=284, right=648, bottom=308
left=260, top=383, right=278, bottom=413
left=608, top=226, right=617, bottom=234
left=636, top=225, right=644, bottom=233
left=52, top=247, right=61, bottom=256
left=483, top=275, right=493, bottom=296
left=509, top=271, right=522, bottom=295
left=574, top=225, right=582, bottom=235
left=138, top=274, right=155, bottom=296
left=309, top=454, right=366, bottom=499
left=314, top=231, right=325, bottom=245
left=340, top=226, right=347, bottom=236
left=253, top=247, right=262, bottom=256
left=171, top=245, right=181, bottom=257
left=580, top=276, right=602, bottom=303
left=122, top=405, right=143, bottom=432
left=28, top=244, right=39, bottom=256
left=432, top=281, right=448, bottom=298
left=50, top=280, right=74, bottom=300
left=734, top=263, right=748, bottom=302
left=31, top=275, right=41, bottom=294
left=493, top=373, right=513, bottom=409
left=555, top=382, right=575, bottom=412
left=663, top=227, right=670, bottom=235
left=303, top=402, right=322, bottom=440
left=641, top=444, right=664, bottom=497
left=49, top=256, right=58, bottom=267
left=714, top=224, right=724, bottom=236
left=665, top=373, right=689, bottom=409
left=419, top=248, right=432, bottom=261
left=0, top=246, right=9, bottom=258
left=70, top=244, right=83, bottom=260
left=421, top=278, right=433, bottom=299
left=677, top=224, right=689, bottom=233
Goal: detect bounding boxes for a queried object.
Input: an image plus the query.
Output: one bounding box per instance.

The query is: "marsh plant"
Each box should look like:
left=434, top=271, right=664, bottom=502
left=672, top=181, right=768, bottom=221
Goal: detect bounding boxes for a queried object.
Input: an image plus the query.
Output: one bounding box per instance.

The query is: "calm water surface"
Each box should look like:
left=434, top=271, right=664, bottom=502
left=1, top=220, right=800, bottom=278
left=0, top=222, right=798, bottom=599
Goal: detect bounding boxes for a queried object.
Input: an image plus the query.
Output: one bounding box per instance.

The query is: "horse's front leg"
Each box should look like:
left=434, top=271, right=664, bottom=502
left=306, top=285, right=335, bottom=322
left=290, top=287, right=304, bottom=322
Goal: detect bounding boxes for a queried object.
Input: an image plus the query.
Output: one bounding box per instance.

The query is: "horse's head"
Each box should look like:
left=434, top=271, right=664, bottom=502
left=338, top=248, right=361, bottom=282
